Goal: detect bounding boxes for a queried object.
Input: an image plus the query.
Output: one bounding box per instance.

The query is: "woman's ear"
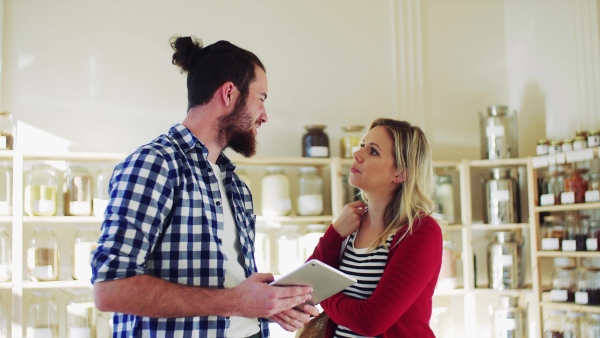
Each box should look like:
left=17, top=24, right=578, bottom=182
left=393, top=169, right=407, bottom=184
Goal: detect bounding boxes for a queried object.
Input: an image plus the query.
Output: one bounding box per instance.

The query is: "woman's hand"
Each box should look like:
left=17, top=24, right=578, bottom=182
left=332, top=200, right=367, bottom=237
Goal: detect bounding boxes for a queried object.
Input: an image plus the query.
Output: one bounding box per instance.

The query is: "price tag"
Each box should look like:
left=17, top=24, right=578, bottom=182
left=555, top=152, right=566, bottom=164
left=540, top=194, right=555, bottom=206
left=532, top=156, right=549, bottom=168
left=562, top=240, right=576, bottom=251
left=585, top=190, right=600, bottom=203
left=561, top=192, right=575, bottom=204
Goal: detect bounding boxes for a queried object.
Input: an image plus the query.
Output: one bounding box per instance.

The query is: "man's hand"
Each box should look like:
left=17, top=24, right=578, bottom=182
left=269, top=304, right=320, bottom=332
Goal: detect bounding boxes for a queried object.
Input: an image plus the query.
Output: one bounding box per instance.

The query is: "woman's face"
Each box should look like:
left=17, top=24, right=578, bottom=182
left=348, top=125, right=401, bottom=195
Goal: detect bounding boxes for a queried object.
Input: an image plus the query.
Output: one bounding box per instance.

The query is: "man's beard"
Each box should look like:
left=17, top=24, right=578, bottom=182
left=217, top=94, right=258, bottom=157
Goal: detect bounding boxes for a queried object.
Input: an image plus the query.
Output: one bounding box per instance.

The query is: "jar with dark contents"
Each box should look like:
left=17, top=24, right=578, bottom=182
left=575, top=267, right=600, bottom=305
left=587, top=219, right=600, bottom=251
left=302, top=125, right=329, bottom=158
left=563, top=168, right=589, bottom=204
left=543, top=309, right=566, bottom=338
left=541, top=216, right=565, bottom=251
left=551, top=265, right=577, bottom=302
left=549, top=140, right=562, bottom=154
left=0, top=112, right=15, bottom=150
left=564, top=213, right=590, bottom=252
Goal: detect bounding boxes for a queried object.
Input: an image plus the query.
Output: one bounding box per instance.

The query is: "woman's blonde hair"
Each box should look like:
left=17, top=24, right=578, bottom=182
left=362, top=118, right=437, bottom=250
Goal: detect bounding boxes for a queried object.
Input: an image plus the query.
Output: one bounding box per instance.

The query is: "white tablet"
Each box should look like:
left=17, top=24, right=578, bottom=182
left=270, top=259, right=356, bottom=306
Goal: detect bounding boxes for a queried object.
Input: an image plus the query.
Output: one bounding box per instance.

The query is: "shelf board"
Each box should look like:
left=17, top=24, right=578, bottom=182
left=473, top=288, right=533, bottom=295
left=468, top=158, right=528, bottom=167
left=0, top=216, right=12, bottom=223
left=536, top=251, right=600, bottom=258
left=0, top=282, right=11, bottom=289
left=23, top=216, right=102, bottom=224
left=233, top=157, right=332, bottom=166
left=540, top=301, right=600, bottom=314
left=444, top=225, right=464, bottom=231
left=471, top=223, right=530, bottom=230
left=433, top=288, right=467, bottom=296
left=0, top=150, right=14, bottom=159
left=343, top=158, right=463, bottom=169
left=534, top=202, right=600, bottom=212
left=256, top=215, right=333, bottom=224
left=23, top=151, right=127, bottom=162
left=22, top=280, right=92, bottom=289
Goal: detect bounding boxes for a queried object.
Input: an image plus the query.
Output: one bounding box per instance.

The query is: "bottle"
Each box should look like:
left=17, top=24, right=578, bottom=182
left=487, top=231, right=523, bottom=290
left=72, top=227, right=99, bottom=281
left=93, top=166, right=113, bottom=217
left=66, top=289, right=96, bottom=338
left=261, top=167, right=291, bottom=217
left=0, top=293, right=7, bottom=338
left=27, top=291, right=58, bottom=338
left=24, top=164, right=58, bottom=217
left=562, top=168, right=589, bottom=204
left=27, top=228, right=59, bottom=282
left=302, top=224, right=327, bottom=261
left=543, top=309, right=566, bottom=338
left=492, top=295, right=525, bottom=338
left=586, top=171, right=600, bottom=203
left=340, top=125, right=364, bottom=158
left=0, top=112, right=15, bottom=150
left=435, top=175, right=455, bottom=224
left=235, top=168, right=252, bottom=190
left=539, top=167, right=565, bottom=206
left=0, top=227, right=11, bottom=282
left=0, top=164, right=12, bottom=216
left=276, top=225, right=302, bottom=275
left=484, top=168, right=519, bottom=225
left=437, top=240, right=457, bottom=290
left=563, top=311, right=585, bottom=337
left=63, top=166, right=93, bottom=216
left=297, top=167, right=323, bottom=216
left=479, top=105, right=518, bottom=160
left=254, top=224, right=271, bottom=272
left=302, top=125, right=329, bottom=158
left=541, top=216, right=565, bottom=251
left=563, top=213, right=589, bottom=252
left=588, top=219, right=600, bottom=251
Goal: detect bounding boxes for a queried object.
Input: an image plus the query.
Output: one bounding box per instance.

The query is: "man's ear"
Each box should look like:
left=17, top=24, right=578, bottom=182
left=220, top=82, right=236, bottom=107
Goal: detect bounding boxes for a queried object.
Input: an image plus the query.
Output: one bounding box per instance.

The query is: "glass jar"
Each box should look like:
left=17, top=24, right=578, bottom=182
left=586, top=173, right=600, bottom=203
left=573, top=136, right=588, bottom=150
left=302, top=224, right=327, bottom=261
left=549, top=140, right=562, bottom=154
left=27, top=291, right=58, bottom=338
left=536, top=139, right=549, bottom=156
left=72, top=227, right=99, bottom=281
left=487, top=231, right=523, bottom=290
left=551, top=266, right=577, bottom=302
left=340, top=125, right=364, bottom=158
left=562, top=138, right=573, bottom=152
left=342, top=174, right=361, bottom=205
left=302, top=125, right=329, bottom=158
left=562, top=168, right=589, bottom=204
left=261, top=167, right=291, bottom=217
left=254, top=224, right=271, bottom=272
left=0, top=294, right=6, bottom=338
left=587, top=313, right=600, bottom=338
left=542, top=216, right=565, bottom=251
left=540, top=168, right=565, bottom=206
left=575, top=267, right=600, bottom=305
left=235, top=168, right=252, bottom=191
left=564, top=311, right=585, bottom=338
left=93, top=166, right=113, bottom=218
left=297, top=167, right=323, bottom=216
left=484, top=168, right=519, bottom=225
left=0, top=164, right=12, bottom=216
left=0, top=112, right=15, bottom=150
left=24, top=164, right=59, bottom=217
left=588, top=130, right=600, bottom=147
left=479, top=105, right=518, bottom=159
left=67, top=290, right=97, bottom=338
left=27, top=228, right=59, bottom=282
left=588, top=219, right=600, bottom=251
left=64, top=166, right=93, bottom=216
left=435, top=175, right=455, bottom=224
left=563, top=214, right=590, bottom=252
left=0, top=227, right=11, bottom=282
left=276, top=225, right=302, bottom=275
left=492, top=295, right=525, bottom=338
left=437, top=240, right=458, bottom=290
left=543, top=309, right=566, bottom=337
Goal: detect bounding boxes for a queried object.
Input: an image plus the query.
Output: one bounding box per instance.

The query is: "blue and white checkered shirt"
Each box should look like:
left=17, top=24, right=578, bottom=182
left=91, top=123, right=269, bottom=338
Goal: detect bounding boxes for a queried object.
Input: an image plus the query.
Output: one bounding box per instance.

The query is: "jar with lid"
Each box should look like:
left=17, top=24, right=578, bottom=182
left=302, top=224, right=327, bottom=261
left=563, top=213, right=590, bottom=252
left=484, top=168, right=519, bottom=225
left=549, top=140, right=562, bottom=154
left=492, top=295, right=526, bottom=338
left=27, top=228, right=59, bottom=282
left=297, top=167, right=323, bottom=216
left=24, top=164, right=58, bottom=216
left=0, top=227, right=11, bottom=282
left=27, top=291, right=58, bottom=338
left=586, top=172, right=600, bottom=203
left=562, top=168, right=589, bottom=204
left=573, top=136, right=588, bottom=150
left=588, top=219, right=600, bottom=251
left=575, top=267, right=600, bottom=305
left=235, top=168, right=252, bottom=191
left=67, top=289, right=97, bottom=338
left=587, top=313, right=600, bottom=338
left=276, top=225, right=302, bottom=275
left=540, top=167, right=565, bottom=206
left=487, top=231, right=523, bottom=290
left=64, top=166, right=93, bottom=216
left=340, top=125, right=364, bottom=158
left=536, top=139, right=549, bottom=156
left=562, top=138, right=573, bottom=152
left=589, top=130, right=600, bottom=147
left=0, top=112, right=15, bottom=150
left=551, top=265, right=577, bottom=302
left=564, top=311, right=585, bottom=338
left=93, top=166, right=113, bottom=217
left=0, top=164, right=12, bottom=216
left=435, top=175, right=455, bottom=224
left=302, top=125, right=329, bottom=158
left=254, top=223, right=271, bottom=272
left=437, top=240, right=458, bottom=290
left=261, top=167, right=291, bottom=217
left=479, top=105, right=518, bottom=159
left=72, top=227, right=99, bottom=281
left=0, top=294, right=6, bottom=338
left=541, top=216, right=565, bottom=251
left=543, top=309, right=566, bottom=337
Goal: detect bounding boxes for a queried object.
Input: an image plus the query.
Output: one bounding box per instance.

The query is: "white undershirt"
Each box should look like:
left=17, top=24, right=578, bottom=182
left=210, top=162, right=260, bottom=337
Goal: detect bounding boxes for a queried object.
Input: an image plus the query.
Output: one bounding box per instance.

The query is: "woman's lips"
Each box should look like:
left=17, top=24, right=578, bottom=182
left=350, top=166, right=360, bottom=174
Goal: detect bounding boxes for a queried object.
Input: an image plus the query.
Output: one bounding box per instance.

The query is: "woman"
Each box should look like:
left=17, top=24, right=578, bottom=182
left=308, top=118, right=443, bottom=337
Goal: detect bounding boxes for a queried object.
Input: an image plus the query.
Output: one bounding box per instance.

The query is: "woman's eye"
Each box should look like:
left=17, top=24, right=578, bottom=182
left=370, top=147, right=379, bottom=155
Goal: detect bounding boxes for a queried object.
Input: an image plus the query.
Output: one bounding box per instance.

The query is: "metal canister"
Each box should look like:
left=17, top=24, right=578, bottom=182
left=487, top=231, right=523, bottom=290
left=493, top=295, right=526, bottom=338
left=479, top=105, right=518, bottom=160
left=484, top=168, right=519, bottom=225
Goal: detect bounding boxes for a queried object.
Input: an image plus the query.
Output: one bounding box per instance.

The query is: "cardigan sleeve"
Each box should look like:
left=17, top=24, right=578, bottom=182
left=306, top=224, right=346, bottom=267
left=320, top=218, right=443, bottom=337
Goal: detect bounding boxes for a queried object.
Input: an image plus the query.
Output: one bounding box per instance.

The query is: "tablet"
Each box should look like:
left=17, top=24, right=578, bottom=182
left=270, top=259, right=356, bottom=306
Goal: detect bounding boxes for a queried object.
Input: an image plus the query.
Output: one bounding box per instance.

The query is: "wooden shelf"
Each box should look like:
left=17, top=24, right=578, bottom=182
left=540, top=301, right=600, bottom=314
left=22, top=280, right=93, bottom=289
left=536, top=251, right=600, bottom=258
left=433, top=288, right=467, bottom=296
left=468, top=158, right=528, bottom=167
left=0, top=282, right=11, bottom=289
left=22, top=216, right=102, bottom=224
left=472, top=287, right=533, bottom=296
left=0, top=150, right=14, bottom=160
left=471, top=223, right=530, bottom=230
left=23, top=151, right=126, bottom=162
left=256, top=215, right=333, bottom=224
left=534, top=202, right=600, bottom=213
left=233, top=157, right=332, bottom=166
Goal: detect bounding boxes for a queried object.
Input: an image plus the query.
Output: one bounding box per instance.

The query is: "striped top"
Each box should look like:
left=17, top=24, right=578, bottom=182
left=333, top=231, right=394, bottom=338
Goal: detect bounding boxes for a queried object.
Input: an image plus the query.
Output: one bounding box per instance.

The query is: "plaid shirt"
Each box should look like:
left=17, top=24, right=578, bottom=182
left=91, top=123, right=269, bottom=338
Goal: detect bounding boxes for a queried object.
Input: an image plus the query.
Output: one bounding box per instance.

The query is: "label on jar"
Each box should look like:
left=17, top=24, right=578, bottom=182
left=587, top=238, right=598, bottom=251
left=573, top=140, right=587, bottom=150
left=32, top=265, right=54, bottom=280
left=68, top=327, right=91, bottom=338
left=486, top=125, right=505, bottom=137
left=562, top=239, right=577, bottom=251
left=73, top=242, right=95, bottom=280
left=583, top=148, right=594, bottom=160
left=501, top=255, right=513, bottom=266
left=549, top=145, right=561, bottom=154
left=492, top=190, right=510, bottom=202
left=589, top=135, right=600, bottom=147
left=542, top=238, right=560, bottom=251
left=309, top=146, right=329, bottom=157
left=70, top=201, right=91, bottom=216
left=34, top=199, right=56, bottom=214
left=27, top=328, right=53, bottom=338
left=575, top=291, right=589, bottom=304
left=561, top=192, right=575, bottom=204
left=550, top=289, right=568, bottom=301
left=274, top=199, right=292, bottom=211
left=566, top=150, right=578, bottom=163
left=536, top=144, right=548, bottom=156
left=586, top=190, right=600, bottom=203
left=540, top=194, right=555, bottom=206
left=555, top=152, right=566, bottom=164
left=495, top=318, right=516, bottom=330
left=532, top=156, right=549, bottom=168
left=0, top=136, right=6, bottom=150
left=297, top=194, right=323, bottom=216
left=0, top=201, right=10, bottom=215
left=0, top=264, right=9, bottom=281
left=562, top=143, right=573, bottom=152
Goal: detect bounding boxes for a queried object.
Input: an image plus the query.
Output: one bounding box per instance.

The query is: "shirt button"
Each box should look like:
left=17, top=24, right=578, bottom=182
left=216, top=200, right=221, bottom=206
left=218, top=239, right=223, bottom=244
left=207, top=167, right=213, bottom=172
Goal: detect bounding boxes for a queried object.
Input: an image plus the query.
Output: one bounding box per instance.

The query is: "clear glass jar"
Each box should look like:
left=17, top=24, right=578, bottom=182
left=540, top=168, right=564, bottom=206
left=254, top=224, right=270, bottom=272
left=543, top=309, right=566, bottom=338
left=562, top=138, right=573, bottom=152
left=235, top=168, right=252, bottom=191
left=0, top=112, right=15, bottom=150
left=64, top=166, right=93, bottom=216
left=551, top=266, right=577, bottom=302
left=27, top=228, right=59, bottom=282
left=0, top=227, right=11, bottom=282
left=340, top=125, right=364, bottom=158
left=297, top=167, right=323, bottom=216
left=435, top=175, right=455, bottom=224
left=536, top=139, right=549, bottom=156
left=479, top=105, right=518, bottom=159
left=588, top=219, right=600, bottom=251
left=93, top=166, right=113, bottom=218
left=588, top=130, right=600, bottom=147
left=586, top=173, right=600, bottom=203
left=542, top=216, right=565, bottom=251
left=72, top=227, right=99, bottom=281
left=575, top=267, right=600, bottom=305
left=24, top=164, right=58, bottom=217
left=0, top=293, right=7, bottom=338
left=549, top=140, right=562, bottom=154
left=437, top=240, right=458, bottom=290
left=573, top=136, right=588, bottom=150
left=342, top=174, right=361, bottom=205
left=563, top=168, right=589, bottom=204
left=563, top=214, right=590, bottom=252
left=27, top=291, right=58, bottom=338
left=564, top=311, right=585, bottom=338
left=67, top=289, right=97, bottom=338
left=487, top=231, right=523, bottom=290
left=261, top=167, right=291, bottom=217
left=276, top=225, right=302, bottom=275
left=492, top=295, right=525, bottom=338
left=302, top=125, right=329, bottom=158
left=302, top=224, right=327, bottom=261
left=587, top=313, right=600, bottom=338
left=484, top=168, right=519, bottom=225
left=0, top=164, right=12, bottom=216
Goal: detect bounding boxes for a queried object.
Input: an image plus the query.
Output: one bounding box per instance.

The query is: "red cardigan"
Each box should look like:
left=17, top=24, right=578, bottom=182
left=308, top=216, right=442, bottom=338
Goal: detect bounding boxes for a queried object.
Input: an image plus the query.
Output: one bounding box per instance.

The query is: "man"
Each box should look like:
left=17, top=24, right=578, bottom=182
left=91, top=36, right=318, bottom=338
